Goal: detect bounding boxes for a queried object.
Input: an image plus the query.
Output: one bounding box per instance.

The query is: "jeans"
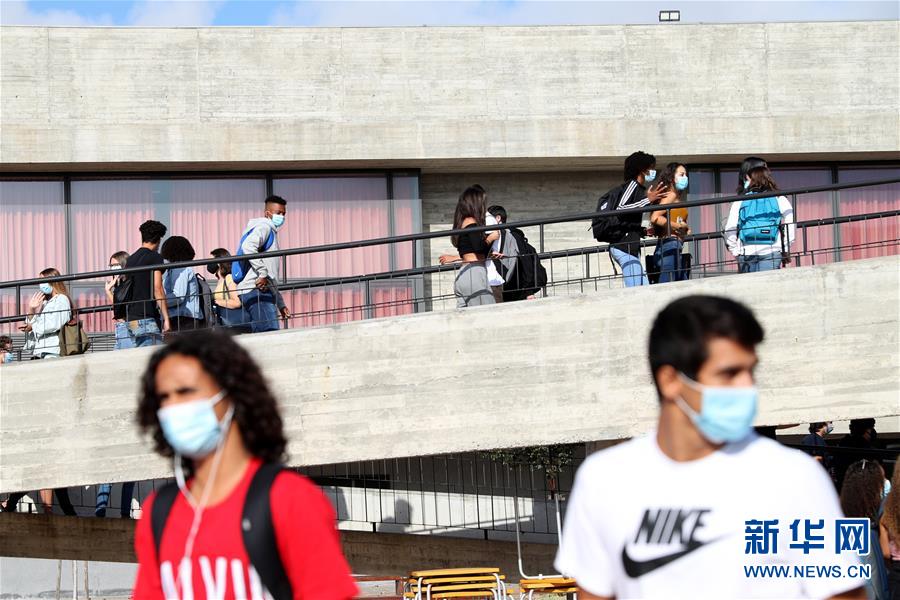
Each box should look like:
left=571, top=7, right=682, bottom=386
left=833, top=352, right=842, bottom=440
left=127, top=318, right=162, bottom=347
left=95, top=482, right=136, bottom=518
left=113, top=321, right=135, bottom=350
left=240, top=290, right=279, bottom=333
left=738, top=252, right=782, bottom=274
left=654, top=238, right=688, bottom=283
left=611, top=247, right=649, bottom=288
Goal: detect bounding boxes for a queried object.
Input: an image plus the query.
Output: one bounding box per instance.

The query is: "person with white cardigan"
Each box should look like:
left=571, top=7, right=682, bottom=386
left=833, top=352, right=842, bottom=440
left=21, top=267, right=72, bottom=360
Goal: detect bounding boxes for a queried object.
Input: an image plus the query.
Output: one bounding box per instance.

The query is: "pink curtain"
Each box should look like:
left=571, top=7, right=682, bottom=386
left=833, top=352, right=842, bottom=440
left=0, top=181, right=66, bottom=318
left=69, top=178, right=267, bottom=332
left=685, top=170, right=719, bottom=275
left=769, top=169, right=834, bottom=266
left=274, top=176, right=418, bottom=325
left=837, top=168, right=900, bottom=261
left=4, top=174, right=421, bottom=331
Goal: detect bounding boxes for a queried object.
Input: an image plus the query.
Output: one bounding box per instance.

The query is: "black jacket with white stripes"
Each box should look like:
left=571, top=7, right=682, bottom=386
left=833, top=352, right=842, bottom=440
left=607, top=179, right=651, bottom=258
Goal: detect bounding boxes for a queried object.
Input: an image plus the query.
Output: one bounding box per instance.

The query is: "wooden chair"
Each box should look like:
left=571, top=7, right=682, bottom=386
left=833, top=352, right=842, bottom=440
left=517, top=577, right=578, bottom=599
left=405, top=567, right=507, bottom=600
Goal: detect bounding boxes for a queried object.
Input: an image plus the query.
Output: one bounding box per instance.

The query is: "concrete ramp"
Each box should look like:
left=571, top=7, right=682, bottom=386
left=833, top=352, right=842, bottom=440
left=1, top=256, right=898, bottom=493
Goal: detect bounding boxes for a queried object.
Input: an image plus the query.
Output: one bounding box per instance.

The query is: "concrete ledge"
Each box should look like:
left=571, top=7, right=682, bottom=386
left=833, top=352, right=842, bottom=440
left=0, top=513, right=556, bottom=576
left=1, top=256, right=899, bottom=493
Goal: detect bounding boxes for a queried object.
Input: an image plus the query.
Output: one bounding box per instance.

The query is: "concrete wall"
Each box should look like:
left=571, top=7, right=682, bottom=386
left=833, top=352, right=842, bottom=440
left=0, top=513, right=556, bottom=578
left=2, top=22, right=897, bottom=170
left=1, top=256, right=898, bottom=493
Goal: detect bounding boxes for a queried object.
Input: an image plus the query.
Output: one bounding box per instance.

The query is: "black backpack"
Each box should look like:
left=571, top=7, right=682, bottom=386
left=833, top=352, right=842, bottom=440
left=194, top=274, right=217, bottom=328
left=591, top=189, right=627, bottom=243
left=151, top=463, right=292, bottom=599
left=505, top=228, right=547, bottom=300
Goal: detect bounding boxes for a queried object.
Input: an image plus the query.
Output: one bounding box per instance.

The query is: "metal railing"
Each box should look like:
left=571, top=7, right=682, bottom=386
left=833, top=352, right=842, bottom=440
left=0, top=176, right=897, bottom=353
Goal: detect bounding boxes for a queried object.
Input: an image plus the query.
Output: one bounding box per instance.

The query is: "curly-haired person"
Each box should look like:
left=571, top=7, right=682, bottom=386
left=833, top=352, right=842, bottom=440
left=132, top=330, right=357, bottom=600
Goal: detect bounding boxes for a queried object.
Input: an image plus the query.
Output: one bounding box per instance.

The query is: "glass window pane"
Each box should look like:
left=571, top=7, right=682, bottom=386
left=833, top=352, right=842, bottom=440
left=69, top=178, right=267, bottom=331
left=837, top=167, right=900, bottom=261
left=273, top=176, right=391, bottom=279
left=685, top=169, right=717, bottom=276
left=769, top=168, right=834, bottom=266
left=0, top=180, right=66, bottom=320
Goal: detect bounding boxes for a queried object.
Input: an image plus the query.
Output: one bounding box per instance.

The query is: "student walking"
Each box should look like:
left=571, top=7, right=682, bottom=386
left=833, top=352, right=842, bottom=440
left=439, top=186, right=500, bottom=307
left=132, top=330, right=357, bottom=599
left=124, top=220, right=170, bottom=346
left=555, top=295, right=865, bottom=600
left=724, top=157, right=795, bottom=273
left=105, top=251, right=134, bottom=350
left=21, top=267, right=72, bottom=359
left=207, top=248, right=251, bottom=334
left=234, top=196, right=290, bottom=333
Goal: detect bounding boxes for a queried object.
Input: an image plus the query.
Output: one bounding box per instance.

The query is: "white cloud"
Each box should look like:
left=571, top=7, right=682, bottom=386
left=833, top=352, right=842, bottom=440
left=0, top=0, right=115, bottom=26
left=268, top=0, right=900, bottom=27
left=127, top=0, right=224, bottom=26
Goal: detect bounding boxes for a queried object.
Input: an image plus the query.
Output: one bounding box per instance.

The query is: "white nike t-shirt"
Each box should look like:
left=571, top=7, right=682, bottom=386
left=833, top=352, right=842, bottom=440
left=555, top=433, right=862, bottom=599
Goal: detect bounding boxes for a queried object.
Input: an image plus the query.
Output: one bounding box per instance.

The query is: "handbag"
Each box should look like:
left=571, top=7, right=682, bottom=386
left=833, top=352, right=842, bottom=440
left=59, top=314, right=91, bottom=356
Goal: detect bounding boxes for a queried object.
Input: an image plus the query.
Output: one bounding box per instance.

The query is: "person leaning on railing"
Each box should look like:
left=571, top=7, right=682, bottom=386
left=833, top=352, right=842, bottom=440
left=439, top=185, right=501, bottom=307
left=105, top=251, right=134, bottom=350
left=20, top=267, right=71, bottom=360
left=160, top=236, right=204, bottom=334
left=649, top=162, right=692, bottom=283
left=207, top=248, right=252, bottom=334
left=724, top=157, right=795, bottom=273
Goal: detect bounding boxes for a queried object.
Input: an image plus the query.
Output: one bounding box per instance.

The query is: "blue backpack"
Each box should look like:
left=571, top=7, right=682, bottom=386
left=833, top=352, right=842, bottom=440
left=232, top=227, right=276, bottom=284
left=738, top=196, right=782, bottom=245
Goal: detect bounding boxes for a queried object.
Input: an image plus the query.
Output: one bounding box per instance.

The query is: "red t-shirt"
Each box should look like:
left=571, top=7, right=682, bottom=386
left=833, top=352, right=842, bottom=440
left=133, top=459, right=358, bottom=599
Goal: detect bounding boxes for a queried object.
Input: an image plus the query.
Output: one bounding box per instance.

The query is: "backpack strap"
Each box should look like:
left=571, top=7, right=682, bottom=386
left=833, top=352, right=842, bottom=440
left=151, top=482, right=181, bottom=564
left=242, top=463, right=292, bottom=600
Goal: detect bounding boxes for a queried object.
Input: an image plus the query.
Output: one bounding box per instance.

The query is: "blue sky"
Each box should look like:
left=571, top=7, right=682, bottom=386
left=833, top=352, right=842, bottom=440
left=1, top=0, right=897, bottom=27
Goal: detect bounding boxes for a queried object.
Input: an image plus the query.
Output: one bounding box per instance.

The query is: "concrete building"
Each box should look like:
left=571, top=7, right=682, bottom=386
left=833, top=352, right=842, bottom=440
left=1, top=20, right=899, bottom=597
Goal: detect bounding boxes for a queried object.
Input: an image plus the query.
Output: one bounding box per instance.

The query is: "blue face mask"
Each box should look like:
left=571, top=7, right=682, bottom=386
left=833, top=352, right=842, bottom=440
left=157, top=391, right=232, bottom=459
left=675, top=175, right=689, bottom=191
left=39, top=283, right=53, bottom=295
left=743, top=179, right=751, bottom=191
left=2, top=352, right=12, bottom=364
left=885, top=479, right=892, bottom=500
left=675, top=373, right=758, bottom=444
left=271, top=213, right=285, bottom=228
left=645, top=169, right=657, bottom=184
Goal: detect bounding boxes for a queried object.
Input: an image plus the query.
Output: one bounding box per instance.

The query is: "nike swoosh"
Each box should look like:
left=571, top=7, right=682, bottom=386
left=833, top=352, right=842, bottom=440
left=622, top=538, right=721, bottom=578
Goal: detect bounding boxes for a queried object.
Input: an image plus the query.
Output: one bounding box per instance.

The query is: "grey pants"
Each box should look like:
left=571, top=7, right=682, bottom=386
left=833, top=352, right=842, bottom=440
left=455, top=263, right=496, bottom=308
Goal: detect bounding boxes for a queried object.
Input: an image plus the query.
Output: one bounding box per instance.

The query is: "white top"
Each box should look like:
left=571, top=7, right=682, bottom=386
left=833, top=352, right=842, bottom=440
left=724, top=195, right=796, bottom=258
left=24, top=294, right=71, bottom=357
left=555, top=432, right=861, bottom=599
left=485, top=213, right=504, bottom=287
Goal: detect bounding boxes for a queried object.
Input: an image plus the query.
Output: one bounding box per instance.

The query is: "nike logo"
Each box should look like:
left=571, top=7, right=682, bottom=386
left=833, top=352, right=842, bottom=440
left=621, top=538, right=720, bottom=578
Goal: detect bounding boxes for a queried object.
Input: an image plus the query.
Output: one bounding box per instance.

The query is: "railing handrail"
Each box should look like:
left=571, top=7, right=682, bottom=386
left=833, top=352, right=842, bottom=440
left=1, top=175, right=897, bottom=290
left=0, top=207, right=896, bottom=325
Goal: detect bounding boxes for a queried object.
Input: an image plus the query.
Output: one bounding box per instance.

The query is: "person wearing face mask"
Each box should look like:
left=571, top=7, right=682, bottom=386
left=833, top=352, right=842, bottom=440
left=206, top=248, right=251, bottom=334
left=133, top=330, right=357, bottom=599
left=20, top=267, right=72, bottom=360
left=555, top=295, right=865, bottom=600
left=649, top=162, right=692, bottom=283
left=591, top=151, right=668, bottom=288
left=724, top=157, right=795, bottom=273
left=0, top=335, right=14, bottom=364
left=104, top=251, right=135, bottom=350
left=234, top=195, right=291, bottom=333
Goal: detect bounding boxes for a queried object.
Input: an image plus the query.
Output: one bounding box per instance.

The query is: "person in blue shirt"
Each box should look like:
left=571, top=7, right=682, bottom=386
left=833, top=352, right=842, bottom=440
left=160, top=236, right=203, bottom=333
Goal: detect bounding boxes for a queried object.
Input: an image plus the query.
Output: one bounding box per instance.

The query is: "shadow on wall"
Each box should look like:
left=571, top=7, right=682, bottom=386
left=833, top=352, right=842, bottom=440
left=377, top=499, right=411, bottom=534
